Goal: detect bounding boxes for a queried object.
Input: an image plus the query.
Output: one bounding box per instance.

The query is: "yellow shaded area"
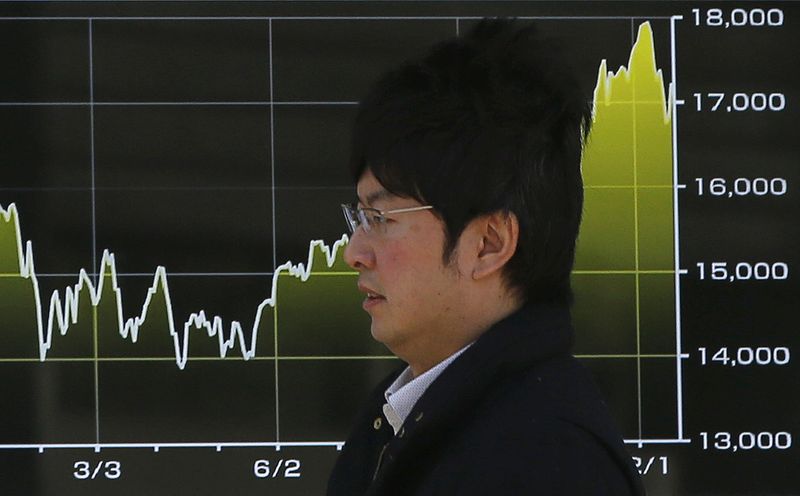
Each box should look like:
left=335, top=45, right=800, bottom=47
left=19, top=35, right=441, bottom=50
left=0, top=207, right=21, bottom=275
left=576, top=21, right=674, bottom=271
left=576, top=189, right=636, bottom=270
left=572, top=21, right=679, bottom=419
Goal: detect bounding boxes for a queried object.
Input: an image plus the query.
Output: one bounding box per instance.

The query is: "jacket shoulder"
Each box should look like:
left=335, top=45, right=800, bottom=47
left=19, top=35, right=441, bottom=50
left=429, top=355, right=643, bottom=495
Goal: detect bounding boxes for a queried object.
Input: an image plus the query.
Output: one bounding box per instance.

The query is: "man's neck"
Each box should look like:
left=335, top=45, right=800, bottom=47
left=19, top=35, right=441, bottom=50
left=405, top=295, right=523, bottom=377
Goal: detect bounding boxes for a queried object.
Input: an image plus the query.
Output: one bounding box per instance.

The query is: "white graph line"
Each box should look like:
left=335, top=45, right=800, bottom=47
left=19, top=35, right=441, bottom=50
left=591, top=25, right=673, bottom=125
left=0, top=202, right=350, bottom=370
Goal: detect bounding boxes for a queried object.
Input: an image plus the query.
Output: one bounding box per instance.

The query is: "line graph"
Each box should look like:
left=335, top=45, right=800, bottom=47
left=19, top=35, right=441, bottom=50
left=576, top=21, right=682, bottom=443
left=0, top=202, right=357, bottom=370
left=0, top=16, right=680, bottom=438
left=0, top=2, right=795, bottom=494
left=0, top=12, right=694, bottom=495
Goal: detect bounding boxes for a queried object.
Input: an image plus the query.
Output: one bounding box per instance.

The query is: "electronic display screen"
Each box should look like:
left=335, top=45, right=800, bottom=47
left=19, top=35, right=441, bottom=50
left=0, top=2, right=797, bottom=494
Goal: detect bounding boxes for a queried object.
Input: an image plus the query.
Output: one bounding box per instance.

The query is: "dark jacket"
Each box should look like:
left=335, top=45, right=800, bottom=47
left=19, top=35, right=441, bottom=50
left=327, top=303, right=645, bottom=495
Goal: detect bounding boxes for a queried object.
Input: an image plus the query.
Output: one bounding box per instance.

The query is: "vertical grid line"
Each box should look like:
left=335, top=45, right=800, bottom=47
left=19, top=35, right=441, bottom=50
left=88, top=18, right=101, bottom=446
left=630, top=18, right=643, bottom=444
left=93, top=306, right=100, bottom=445
left=669, top=15, right=685, bottom=441
left=268, top=18, right=280, bottom=444
left=630, top=18, right=636, bottom=45
left=89, top=21, right=97, bottom=284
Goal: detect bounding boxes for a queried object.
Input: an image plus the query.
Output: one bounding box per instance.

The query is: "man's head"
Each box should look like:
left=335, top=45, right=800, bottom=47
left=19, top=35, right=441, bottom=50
left=343, top=19, right=590, bottom=371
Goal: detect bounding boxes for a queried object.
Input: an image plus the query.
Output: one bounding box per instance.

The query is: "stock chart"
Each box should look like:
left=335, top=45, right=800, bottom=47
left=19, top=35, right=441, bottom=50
left=0, top=2, right=797, bottom=494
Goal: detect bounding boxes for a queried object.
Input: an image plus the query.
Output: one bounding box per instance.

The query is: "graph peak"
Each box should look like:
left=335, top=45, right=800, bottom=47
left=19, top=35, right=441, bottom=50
left=592, top=21, right=671, bottom=124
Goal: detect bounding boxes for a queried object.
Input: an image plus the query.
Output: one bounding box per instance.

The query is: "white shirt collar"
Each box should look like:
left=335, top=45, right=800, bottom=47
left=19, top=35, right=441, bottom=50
left=382, top=344, right=472, bottom=435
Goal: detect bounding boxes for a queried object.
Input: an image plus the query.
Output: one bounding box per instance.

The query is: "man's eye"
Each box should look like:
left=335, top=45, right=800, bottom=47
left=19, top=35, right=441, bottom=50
left=368, top=213, right=386, bottom=224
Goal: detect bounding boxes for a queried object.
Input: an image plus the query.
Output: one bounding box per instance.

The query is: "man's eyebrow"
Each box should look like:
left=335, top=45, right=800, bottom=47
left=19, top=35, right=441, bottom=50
left=359, top=189, right=393, bottom=207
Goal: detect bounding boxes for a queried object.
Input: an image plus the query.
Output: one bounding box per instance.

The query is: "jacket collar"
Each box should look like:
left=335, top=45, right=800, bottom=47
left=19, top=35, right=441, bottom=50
left=369, top=302, right=574, bottom=491
left=413, top=302, right=572, bottom=424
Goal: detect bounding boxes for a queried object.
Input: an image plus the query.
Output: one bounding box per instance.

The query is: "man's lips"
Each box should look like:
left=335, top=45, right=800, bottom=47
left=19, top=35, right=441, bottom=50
left=357, top=283, right=384, bottom=298
left=358, top=283, right=386, bottom=309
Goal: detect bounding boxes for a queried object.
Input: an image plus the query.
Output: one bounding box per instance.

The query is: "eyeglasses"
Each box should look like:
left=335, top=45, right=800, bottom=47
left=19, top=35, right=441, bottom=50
left=341, top=203, right=434, bottom=234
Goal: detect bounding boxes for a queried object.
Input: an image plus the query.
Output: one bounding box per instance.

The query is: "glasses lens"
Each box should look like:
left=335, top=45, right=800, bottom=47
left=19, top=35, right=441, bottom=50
left=357, top=209, right=373, bottom=232
left=341, top=204, right=357, bottom=233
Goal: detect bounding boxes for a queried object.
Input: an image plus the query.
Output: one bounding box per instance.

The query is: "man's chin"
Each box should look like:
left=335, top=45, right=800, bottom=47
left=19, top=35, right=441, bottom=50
left=369, top=321, right=383, bottom=342
left=369, top=320, right=392, bottom=346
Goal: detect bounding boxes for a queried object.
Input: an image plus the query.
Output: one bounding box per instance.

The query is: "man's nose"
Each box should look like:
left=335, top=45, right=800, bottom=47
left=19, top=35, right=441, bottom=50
left=343, top=228, right=375, bottom=270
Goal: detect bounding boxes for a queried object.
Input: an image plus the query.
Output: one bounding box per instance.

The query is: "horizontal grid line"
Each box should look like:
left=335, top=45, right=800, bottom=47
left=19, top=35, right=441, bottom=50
left=624, top=438, right=692, bottom=445
left=0, top=441, right=346, bottom=451
left=0, top=271, right=358, bottom=278
left=1, top=270, right=674, bottom=278
left=0, top=354, right=682, bottom=363
left=0, top=437, right=689, bottom=452
left=575, top=354, right=683, bottom=359
left=572, top=270, right=675, bottom=274
left=0, top=16, right=675, bottom=21
left=0, top=100, right=667, bottom=107
left=0, top=356, right=398, bottom=362
left=584, top=184, right=674, bottom=189
left=0, top=186, right=354, bottom=191
left=0, top=101, right=359, bottom=106
left=0, top=185, right=673, bottom=193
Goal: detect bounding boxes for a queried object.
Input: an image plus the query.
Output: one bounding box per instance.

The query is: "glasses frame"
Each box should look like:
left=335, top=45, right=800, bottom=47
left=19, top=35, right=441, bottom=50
left=341, top=203, right=434, bottom=234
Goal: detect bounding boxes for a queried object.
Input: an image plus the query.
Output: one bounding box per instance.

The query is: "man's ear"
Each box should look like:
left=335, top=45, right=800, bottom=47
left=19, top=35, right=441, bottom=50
left=471, top=211, right=519, bottom=280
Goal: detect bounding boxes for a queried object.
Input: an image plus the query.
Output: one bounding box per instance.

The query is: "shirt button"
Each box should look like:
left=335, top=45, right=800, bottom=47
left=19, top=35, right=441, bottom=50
left=373, top=417, right=382, bottom=430
left=414, top=411, right=424, bottom=422
left=398, top=427, right=405, bottom=438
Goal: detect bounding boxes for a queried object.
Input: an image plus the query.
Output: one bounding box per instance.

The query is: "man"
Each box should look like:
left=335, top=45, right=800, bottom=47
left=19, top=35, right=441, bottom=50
left=328, top=19, right=645, bottom=495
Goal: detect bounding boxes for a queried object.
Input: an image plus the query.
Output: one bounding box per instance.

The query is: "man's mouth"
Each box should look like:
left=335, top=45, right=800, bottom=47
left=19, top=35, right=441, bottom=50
left=359, top=284, right=386, bottom=310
